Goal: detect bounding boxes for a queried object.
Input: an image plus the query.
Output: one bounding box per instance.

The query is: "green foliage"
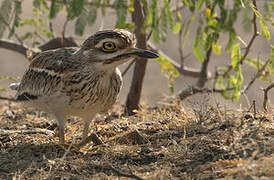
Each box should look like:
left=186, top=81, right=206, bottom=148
left=245, top=46, right=274, bottom=83
left=114, top=0, right=128, bottom=28
left=242, top=6, right=252, bottom=32
left=215, top=43, right=244, bottom=101
left=8, top=0, right=22, bottom=38
left=231, top=43, right=240, bottom=71
left=155, top=56, right=179, bottom=94
left=0, top=0, right=273, bottom=101
left=259, top=19, right=270, bottom=40
left=182, top=15, right=195, bottom=48
left=49, top=0, right=64, bottom=19
left=18, top=0, right=54, bottom=46
left=68, top=0, right=85, bottom=19
left=0, top=0, right=12, bottom=38
left=212, top=42, right=221, bottom=55
left=0, top=75, right=17, bottom=92
left=75, top=9, right=89, bottom=36
left=193, top=26, right=205, bottom=61
left=270, top=46, right=274, bottom=71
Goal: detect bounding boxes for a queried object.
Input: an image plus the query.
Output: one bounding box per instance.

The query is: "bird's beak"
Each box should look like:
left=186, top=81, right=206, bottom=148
left=129, top=48, right=159, bottom=58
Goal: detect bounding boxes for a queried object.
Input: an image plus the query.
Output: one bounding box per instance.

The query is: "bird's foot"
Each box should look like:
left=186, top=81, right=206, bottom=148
left=75, top=133, right=104, bottom=148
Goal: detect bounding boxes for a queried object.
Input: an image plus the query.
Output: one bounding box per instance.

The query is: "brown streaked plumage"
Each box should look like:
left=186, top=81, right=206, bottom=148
left=10, top=29, right=158, bottom=147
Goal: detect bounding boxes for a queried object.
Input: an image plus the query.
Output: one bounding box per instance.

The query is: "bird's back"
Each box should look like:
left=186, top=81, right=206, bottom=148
left=14, top=48, right=78, bottom=111
left=14, top=47, right=122, bottom=117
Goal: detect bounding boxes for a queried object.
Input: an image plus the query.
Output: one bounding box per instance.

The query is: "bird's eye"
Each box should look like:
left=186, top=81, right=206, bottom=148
left=102, top=42, right=117, bottom=52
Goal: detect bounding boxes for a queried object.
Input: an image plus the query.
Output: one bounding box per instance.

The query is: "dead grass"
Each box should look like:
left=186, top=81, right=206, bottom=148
left=0, top=100, right=273, bottom=179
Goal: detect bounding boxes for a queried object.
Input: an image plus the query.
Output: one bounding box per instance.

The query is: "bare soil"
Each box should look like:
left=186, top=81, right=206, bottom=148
left=0, top=101, right=273, bottom=179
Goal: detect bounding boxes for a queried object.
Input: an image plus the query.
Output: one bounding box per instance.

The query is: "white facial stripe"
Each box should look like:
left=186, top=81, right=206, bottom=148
left=94, top=38, right=119, bottom=49
left=97, top=51, right=123, bottom=60
left=30, top=67, right=60, bottom=76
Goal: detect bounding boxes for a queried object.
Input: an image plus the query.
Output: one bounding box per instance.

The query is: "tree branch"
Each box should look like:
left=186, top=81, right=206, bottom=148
left=176, top=86, right=232, bottom=100
left=178, top=26, right=184, bottom=67
left=178, top=47, right=213, bottom=100
left=38, top=37, right=78, bottom=51
left=223, top=0, right=258, bottom=77
left=125, top=0, right=148, bottom=115
left=0, top=96, right=16, bottom=102
left=147, top=41, right=210, bottom=78
left=196, top=47, right=212, bottom=88
left=0, top=37, right=78, bottom=60
left=0, top=13, right=24, bottom=45
left=122, top=60, right=135, bottom=77
left=241, top=58, right=271, bottom=94
left=263, top=82, right=274, bottom=112
left=0, top=39, right=28, bottom=56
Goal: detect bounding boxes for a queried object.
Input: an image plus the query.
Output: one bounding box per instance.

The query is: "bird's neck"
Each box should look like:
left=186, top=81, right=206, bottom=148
left=73, top=48, right=120, bottom=76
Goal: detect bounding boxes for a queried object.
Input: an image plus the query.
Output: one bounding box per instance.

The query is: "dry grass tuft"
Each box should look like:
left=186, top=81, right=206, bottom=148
left=0, top=101, right=273, bottom=179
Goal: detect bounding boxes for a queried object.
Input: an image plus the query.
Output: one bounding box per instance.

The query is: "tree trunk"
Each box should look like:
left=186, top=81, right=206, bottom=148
left=125, top=0, right=147, bottom=115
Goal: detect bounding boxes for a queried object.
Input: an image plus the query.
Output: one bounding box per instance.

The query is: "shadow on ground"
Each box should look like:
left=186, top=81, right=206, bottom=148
left=0, top=102, right=273, bottom=179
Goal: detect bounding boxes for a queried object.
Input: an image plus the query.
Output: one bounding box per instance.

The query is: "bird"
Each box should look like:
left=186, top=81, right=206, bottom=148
left=10, top=29, right=158, bottom=147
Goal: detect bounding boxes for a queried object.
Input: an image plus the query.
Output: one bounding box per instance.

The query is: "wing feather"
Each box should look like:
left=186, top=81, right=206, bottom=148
left=15, top=47, right=78, bottom=101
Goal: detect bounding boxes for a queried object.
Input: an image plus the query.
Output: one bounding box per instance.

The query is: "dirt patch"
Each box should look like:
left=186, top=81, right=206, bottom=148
left=0, top=101, right=273, bottom=179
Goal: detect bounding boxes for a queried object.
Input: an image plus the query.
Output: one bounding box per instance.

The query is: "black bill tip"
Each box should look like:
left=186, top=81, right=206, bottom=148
left=132, top=48, right=159, bottom=58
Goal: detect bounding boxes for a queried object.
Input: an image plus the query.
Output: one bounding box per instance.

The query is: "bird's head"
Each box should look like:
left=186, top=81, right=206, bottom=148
left=80, top=29, right=158, bottom=68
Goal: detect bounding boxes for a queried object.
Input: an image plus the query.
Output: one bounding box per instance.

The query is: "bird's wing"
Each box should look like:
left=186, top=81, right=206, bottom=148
left=15, top=47, right=78, bottom=101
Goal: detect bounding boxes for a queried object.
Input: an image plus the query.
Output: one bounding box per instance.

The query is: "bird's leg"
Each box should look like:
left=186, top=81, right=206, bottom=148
left=82, top=120, right=91, bottom=139
left=75, top=119, right=103, bottom=147
left=55, top=114, right=66, bottom=144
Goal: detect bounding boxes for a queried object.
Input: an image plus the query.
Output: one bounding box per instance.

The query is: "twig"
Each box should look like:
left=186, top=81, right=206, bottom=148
left=145, top=4, right=185, bottom=42
left=34, top=32, right=47, bottom=43
left=0, top=96, right=16, bottom=102
left=222, top=0, right=258, bottom=77
left=241, top=58, right=271, bottom=93
left=146, top=30, right=152, bottom=41
left=125, top=0, right=148, bottom=115
left=0, top=128, right=55, bottom=136
left=0, top=39, right=27, bottom=55
left=0, top=39, right=27, bottom=56
left=178, top=26, right=184, bottom=67
left=0, top=13, right=24, bottom=45
left=0, top=37, right=77, bottom=60
left=263, top=82, right=274, bottom=112
left=49, top=21, right=54, bottom=34
left=62, top=19, right=69, bottom=40
left=247, top=100, right=257, bottom=118
left=196, top=47, right=212, bottom=88
left=178, top=47, right=213, bottom=100
left=253, top=100, right=256, bottom=118
left=177, top=86, right=233, bottom=100
left=147, top=41, right=208, bottom=78
left=122, top=60, right=135, bottom=77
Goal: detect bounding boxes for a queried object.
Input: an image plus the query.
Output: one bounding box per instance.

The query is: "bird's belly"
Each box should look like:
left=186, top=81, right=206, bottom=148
left=65, top=88, right=118, bottom=117
left=23, top=92, right=71, bottom=114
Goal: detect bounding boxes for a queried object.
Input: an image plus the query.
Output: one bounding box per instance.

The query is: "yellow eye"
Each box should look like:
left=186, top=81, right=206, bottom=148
left=102, top=42, right=117, bottom=51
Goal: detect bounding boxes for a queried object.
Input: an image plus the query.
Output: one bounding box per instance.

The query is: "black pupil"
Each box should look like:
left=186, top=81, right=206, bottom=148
left=107, top=43, right=112, bottom=47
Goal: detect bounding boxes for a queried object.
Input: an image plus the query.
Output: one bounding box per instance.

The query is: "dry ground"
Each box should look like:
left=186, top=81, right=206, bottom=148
left=0, top=100, right=273, bottom=179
